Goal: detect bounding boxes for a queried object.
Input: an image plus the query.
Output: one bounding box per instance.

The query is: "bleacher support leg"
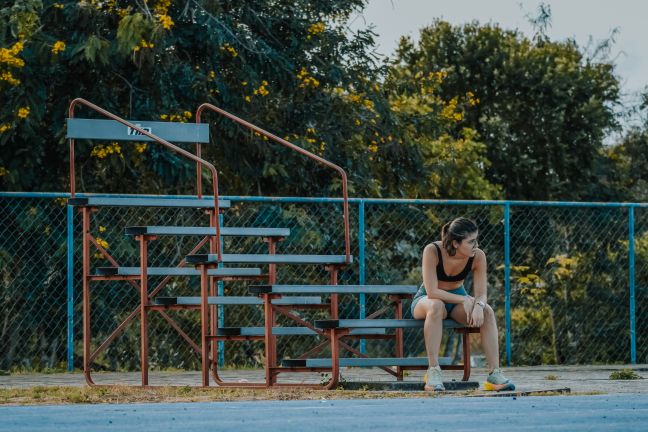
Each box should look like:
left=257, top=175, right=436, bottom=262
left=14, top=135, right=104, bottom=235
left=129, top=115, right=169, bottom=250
left=262, top=292, right=276, bottom=386
left=394, top=296, right=404, bottom=380
left=136, top=234, right=155, bottom=386
left=81, top=207, right=95, bottom=385
left=199, top=263, right=210, bottom=386
left=461, top=329, right=472, bottom=381
left=326, top=266, right=339, bottom=319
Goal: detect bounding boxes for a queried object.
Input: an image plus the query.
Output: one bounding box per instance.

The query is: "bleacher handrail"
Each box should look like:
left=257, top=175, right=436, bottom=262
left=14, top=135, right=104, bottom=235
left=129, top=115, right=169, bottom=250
left=195, top=103, right=351, bottom=264
left=67, top=98, right=222, bottom=260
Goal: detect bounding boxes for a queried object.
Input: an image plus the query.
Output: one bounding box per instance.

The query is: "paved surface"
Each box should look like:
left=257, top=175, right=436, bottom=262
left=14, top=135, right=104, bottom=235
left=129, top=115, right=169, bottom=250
left=1, top=394, right=648, bottom=431
left=1, top=364, right=647, bottom=394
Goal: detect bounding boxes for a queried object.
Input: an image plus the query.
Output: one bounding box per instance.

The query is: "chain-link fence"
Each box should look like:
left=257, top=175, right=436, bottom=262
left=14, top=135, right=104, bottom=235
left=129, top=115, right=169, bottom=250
left=1, top=193, right=646, bottom=372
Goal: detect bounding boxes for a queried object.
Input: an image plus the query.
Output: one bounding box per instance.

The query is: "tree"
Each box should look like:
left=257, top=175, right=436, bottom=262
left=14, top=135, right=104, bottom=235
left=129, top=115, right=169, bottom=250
left=0, top=0, right=381, bottom=196
left=1, top=1, right=501, bottom=201
left=392, top=20, right=621, bottom=200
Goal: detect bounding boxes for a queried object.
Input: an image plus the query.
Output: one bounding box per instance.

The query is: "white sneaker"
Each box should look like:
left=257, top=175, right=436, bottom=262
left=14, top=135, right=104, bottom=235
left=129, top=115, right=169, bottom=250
left=423, top=365, right=445, bottom=391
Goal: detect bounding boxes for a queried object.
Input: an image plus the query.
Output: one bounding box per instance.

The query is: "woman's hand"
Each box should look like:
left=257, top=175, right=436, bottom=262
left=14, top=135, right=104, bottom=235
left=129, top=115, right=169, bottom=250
left=470, top=303, right=485, bottom=327
left=462, top=296, right=475, bottom=323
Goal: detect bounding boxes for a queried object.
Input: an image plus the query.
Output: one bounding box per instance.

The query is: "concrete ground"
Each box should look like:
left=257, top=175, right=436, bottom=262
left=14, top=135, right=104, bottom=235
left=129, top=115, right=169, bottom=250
left=3, top=394, right=648, bottom=432
left=1, top=364, right=647, bottom=394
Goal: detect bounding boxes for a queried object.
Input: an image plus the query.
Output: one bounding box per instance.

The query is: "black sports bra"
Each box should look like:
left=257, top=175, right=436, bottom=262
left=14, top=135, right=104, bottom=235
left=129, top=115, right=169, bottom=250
left=433, top=243, right=474, bottom=282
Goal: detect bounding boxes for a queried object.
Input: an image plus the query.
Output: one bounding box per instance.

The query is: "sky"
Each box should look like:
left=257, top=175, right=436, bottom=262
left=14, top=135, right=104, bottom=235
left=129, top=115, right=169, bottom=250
left=350, top=0, right=648, bottom=129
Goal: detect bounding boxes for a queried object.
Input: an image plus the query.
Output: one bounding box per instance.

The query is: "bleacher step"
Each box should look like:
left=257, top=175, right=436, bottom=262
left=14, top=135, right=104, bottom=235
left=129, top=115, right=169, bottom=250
left=69, top=196, right=230, bottom=208
left=314, top=319, right=468, bottom=329
left=125, top=226, right=290, bottom=237
left=154, top=296, right=323, bottom=306
left=186, top=253, right=352, bottom=265
left=95, top=267, right=261, bottom=277
left=249, top=285, right=417, bottom=295
left=282, top=357, right=452, bottom=368
left=215, top=327, right=387, bottom=337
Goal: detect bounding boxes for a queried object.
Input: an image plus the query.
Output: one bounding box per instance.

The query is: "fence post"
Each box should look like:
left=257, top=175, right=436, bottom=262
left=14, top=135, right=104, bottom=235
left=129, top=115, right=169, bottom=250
left=504, top=203, right=511, bottom=367
left=629, top=206, right=636, bottom=364
left=66, top=204, right=74, bottom=372
left=358, top=200, right=366, bottom=354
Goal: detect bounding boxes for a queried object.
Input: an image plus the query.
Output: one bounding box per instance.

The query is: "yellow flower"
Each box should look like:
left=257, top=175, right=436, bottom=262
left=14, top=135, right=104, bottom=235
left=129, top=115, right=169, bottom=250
left=99, top=225, right=106, bottom=233
left=0, top=71, right=20, bottom=85
left=95, top=237, right=109, bottom=249
left=54, top=3, right=64, bottom=9
left=253, top=81, right=269, bottom=96
left=17, top=107, right=30, bottom=119
left=134, top=143, right=147, bottom=153
left=0, top=41, right=25, bottom=69
left=296, top=67, right=320, bottom=88
left=90, top=142, right=121, bottom=159
left=221, top=43, right=238, bottom=57
left=245, top=96, right=251, bottom=103
left=183, top=111, right=192, bottom=119
left=307, top=22, right=325, bottom=39
left=153, top=0, right=171, bottom=15
left=0, top=167, right=8, bottom=177
left=159, top=14, right=174, bottom=30
left=54, top=197, right=67, bottom=207
left=0, top=123, right=11, bottom=133
left=362, top=99, right=375, bottom=110
left=52, top=41, right=66, bottom=55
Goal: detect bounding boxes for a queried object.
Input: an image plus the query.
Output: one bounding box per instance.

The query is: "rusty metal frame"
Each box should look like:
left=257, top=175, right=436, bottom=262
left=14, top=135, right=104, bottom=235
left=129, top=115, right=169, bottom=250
left=68, top=99, right=227, bottom=386
left=195, top=103, right=351, bottom=265
left=79, top=209, right=215, bottom=386
left=68, top=98, right=222, bottom=260
left=192, top=103, right=355, bottom=388
left=319, top=324, right=481, bottom=390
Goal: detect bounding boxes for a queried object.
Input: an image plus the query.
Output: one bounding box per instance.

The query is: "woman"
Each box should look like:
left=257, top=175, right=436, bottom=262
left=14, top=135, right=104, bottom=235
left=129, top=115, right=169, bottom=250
left=411, top=217, right=514, bottom=392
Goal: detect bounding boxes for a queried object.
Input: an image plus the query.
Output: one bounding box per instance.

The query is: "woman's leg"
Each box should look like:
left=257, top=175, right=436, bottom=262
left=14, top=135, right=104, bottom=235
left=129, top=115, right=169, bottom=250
left=413, top=298, right=447, bottom=367
left=450, top=303, right=499, bottom=369
left=479, top=305, right=499, bottom=369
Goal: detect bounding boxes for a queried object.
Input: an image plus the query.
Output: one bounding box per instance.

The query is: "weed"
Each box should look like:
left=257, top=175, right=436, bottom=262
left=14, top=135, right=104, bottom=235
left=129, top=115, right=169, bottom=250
left=609, top=369, right=642, bottom=380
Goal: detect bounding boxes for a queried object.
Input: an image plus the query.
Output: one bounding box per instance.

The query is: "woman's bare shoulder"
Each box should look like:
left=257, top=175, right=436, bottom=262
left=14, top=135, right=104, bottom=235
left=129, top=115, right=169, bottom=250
left=423, top=242, right=440, bottom=254
left=422, top=242, right=440, bottom=260
left=472, top=248, right=487, bottom=264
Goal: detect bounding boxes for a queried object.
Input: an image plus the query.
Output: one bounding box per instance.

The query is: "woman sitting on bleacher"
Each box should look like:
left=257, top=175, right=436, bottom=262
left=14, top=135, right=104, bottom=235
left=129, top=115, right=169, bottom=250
left=411, top=217, right=515, bottom=392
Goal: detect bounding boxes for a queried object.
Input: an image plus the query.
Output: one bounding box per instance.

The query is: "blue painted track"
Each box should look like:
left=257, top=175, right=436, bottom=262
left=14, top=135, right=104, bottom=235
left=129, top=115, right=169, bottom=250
left=1, top=394, right=647, bottom=431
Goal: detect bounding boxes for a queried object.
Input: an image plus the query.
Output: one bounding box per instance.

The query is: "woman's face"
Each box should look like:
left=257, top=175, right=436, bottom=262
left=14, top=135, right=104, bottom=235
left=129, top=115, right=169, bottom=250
left=454, top=231, right=479, bottom=257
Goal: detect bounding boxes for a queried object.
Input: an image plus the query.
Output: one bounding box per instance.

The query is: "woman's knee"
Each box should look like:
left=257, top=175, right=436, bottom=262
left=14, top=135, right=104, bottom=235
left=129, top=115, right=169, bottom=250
left=426, top=300, right=445, bottom=319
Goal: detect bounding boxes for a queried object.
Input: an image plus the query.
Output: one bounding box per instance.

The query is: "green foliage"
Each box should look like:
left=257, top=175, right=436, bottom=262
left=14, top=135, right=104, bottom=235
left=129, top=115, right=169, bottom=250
left=609, top=369, right=642, bottom=380
left=392, top=20, right=620, bottom=200
left=0, top=0, right=502, bottom=201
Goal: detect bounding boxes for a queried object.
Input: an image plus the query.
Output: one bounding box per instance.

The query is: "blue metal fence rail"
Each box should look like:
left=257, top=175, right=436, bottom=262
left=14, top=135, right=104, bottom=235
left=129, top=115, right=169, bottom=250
left=0, top=191, right=645, bottom=371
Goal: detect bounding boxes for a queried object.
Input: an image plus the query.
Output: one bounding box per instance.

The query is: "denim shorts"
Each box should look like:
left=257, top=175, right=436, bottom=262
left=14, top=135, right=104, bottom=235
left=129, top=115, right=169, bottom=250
left=410, top=284, right=468, bottom=317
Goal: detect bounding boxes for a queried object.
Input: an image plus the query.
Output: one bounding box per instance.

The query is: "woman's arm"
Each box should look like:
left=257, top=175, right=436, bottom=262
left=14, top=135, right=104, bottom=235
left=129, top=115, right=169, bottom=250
left=472, top=249, right=488, bottom=304
left=469, top=249, right=488, bottom=326
left=422, top=244, right=469, bottom=304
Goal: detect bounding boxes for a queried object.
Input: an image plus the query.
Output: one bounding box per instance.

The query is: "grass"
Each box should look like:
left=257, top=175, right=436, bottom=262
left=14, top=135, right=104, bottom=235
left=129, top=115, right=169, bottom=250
left=609, top=369, right=642, bottom=380
left=0, top=385, right=467, bottom=406
left=0, top=384, right=591, bottom=406
left=544, top=374, right=559, bottom=380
